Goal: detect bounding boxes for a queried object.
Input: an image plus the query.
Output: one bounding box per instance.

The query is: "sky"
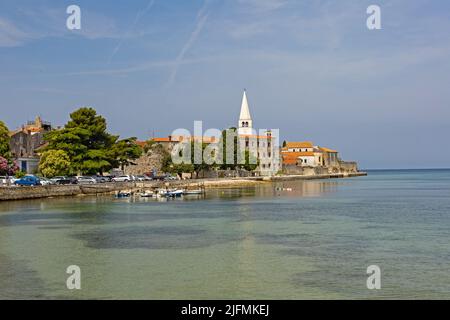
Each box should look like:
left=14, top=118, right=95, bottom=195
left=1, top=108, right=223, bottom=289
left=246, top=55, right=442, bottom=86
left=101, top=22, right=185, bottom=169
left=0, top=0, right=449, bottom=169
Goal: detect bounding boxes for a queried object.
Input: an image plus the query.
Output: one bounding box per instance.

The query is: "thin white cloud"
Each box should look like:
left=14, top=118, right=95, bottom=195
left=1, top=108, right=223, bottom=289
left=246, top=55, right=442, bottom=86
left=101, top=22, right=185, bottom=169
left=0, top=17, right=31, bottom=47
left=237, top=0, right=288, bottom=12
left=66, top=57, right=212, bottom=76
left=108, top=0, right=156, bottom=63
left=0, top=6, right=124, bottom=47
left=166, top=0, right=211, bottom=87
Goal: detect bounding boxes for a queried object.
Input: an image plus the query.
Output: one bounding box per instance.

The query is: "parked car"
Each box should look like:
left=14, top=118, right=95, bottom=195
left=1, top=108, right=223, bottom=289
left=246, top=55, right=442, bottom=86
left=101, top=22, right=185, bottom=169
left=10, top=177, right=19, bottom=184
left=55, top=177, right=78, bottom=185
left=39, top=177, right=54, bottom=186
left=143, top=175, right=153, bottom=181
left=0, top=176, right=19, bottom=185
left=51, top=176, right=67, bottom=184
left=112, top=175, right=133, bottom=182
left=14, top=175, right=41, bottom=186
left=92, top=175, right=109, bottom=183
left=164, top=175, right=178, bottom=181
left=76, top=176, right=96, bottom=184
left=102, top=175, right=113, bottom=182
left=134, top=175, right=146, bottom=181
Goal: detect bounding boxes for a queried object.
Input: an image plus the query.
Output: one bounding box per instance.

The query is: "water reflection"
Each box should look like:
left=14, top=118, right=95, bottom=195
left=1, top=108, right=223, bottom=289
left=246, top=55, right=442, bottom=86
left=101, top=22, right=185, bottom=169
left=2, top=172, right=450, bottom=299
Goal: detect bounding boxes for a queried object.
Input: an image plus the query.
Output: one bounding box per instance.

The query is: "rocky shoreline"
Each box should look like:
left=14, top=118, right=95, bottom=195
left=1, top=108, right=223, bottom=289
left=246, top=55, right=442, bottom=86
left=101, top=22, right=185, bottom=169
left=0, top=172, right=367, bottom=201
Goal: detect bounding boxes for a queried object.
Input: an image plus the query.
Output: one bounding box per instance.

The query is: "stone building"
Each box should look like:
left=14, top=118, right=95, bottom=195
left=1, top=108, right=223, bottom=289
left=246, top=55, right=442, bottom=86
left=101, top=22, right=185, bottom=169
left=145, top=91, right=281, bottom=177
left=9, top=116, right=52, bottom=173
left=237, top=90, right=280, bottom=176
left=281, top=140, right=359, bottom=174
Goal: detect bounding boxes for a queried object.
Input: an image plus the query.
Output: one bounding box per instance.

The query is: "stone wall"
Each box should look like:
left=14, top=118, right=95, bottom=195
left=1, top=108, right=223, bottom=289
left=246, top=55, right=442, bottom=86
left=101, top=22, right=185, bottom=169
left=124, top=144, right=166, bottom=176
left=338, top=161, right=359, bottom=173
left=0, top=182, right=156, bottom=201
left=283, top=163, right=357, bottom=175
left=196, top=169, right=256, bottom=179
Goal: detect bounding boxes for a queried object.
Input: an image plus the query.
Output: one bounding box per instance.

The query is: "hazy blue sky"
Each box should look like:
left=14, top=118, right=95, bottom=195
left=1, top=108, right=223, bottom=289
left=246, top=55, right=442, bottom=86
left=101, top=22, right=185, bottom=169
left=1, top=0, right=449, bottom=169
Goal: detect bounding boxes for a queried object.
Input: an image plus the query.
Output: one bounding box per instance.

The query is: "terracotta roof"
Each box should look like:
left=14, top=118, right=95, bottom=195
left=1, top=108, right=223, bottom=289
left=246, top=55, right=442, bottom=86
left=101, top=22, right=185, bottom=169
left=135, top=141, right=147, bottom=148
left=297, top=152, right=314, bottom=157
left=320, top=147, right=338, bottom=153
left=152, top=136, right=218, bottom=143
left=285, top=141, right=313, bottom=148
left=283, top=158, right=298, bottom=165
left=153, top=137, right=173, bottom=142
left=282, top=151, right=314, bottom=157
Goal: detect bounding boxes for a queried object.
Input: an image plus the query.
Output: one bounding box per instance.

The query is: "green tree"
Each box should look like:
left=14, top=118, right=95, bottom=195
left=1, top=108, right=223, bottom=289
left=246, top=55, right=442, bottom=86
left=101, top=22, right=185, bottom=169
left=39, top=150, right=71, bottom=178
left=0, top=121, right=11, bottom=158
left=220, top=128, right=238, bottom=170
left=110, top=137, right=143, bottom=170
left=15, top=170, right=26, bottom=178
left=219, top=127, right=259, bottom=171
left=44, top=107, right=140, bottom=175
left=242, top=150, right=259, bottom=171
left=143, top=139, right=156, bottom=153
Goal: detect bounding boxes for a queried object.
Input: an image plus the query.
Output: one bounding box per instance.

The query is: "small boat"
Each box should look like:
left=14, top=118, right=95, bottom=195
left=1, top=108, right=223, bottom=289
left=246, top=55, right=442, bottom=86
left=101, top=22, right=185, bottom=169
left=153, top=189, right=168, bottom=198
left=183, top=189, right=204, bottom=195
left=116, top=191, right=131, bottom=198
left=166, top=189, right=183, bottom=197
left=140, top=191, right=153, bottom=198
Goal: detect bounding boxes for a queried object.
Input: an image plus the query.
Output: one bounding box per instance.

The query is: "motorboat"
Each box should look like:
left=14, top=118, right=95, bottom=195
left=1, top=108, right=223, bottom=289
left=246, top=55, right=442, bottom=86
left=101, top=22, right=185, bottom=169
left=183, top=189, right=204, bottom=195
left=115, top=191, right=131, bottom=198
left=140, top=191, right=153, bottom=198
left=166, top=189, right=183, bottom=197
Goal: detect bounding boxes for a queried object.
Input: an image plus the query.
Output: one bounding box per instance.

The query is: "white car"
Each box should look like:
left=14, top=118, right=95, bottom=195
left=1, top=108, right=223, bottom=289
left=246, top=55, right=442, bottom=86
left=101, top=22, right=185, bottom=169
left=76, top=176, right=96, bottom=184
left=112, top=175, right=133, bottom=182
left=39, top=178, right=54, bottom=186
left=0, top=176, right=17, bottom=185
left=0, top=176, right=8, bottom=185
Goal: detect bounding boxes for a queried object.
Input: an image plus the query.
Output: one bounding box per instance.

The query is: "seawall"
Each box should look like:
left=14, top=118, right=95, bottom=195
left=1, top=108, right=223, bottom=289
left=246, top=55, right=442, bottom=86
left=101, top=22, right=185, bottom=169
left=0, top=172, right=367, bottom=201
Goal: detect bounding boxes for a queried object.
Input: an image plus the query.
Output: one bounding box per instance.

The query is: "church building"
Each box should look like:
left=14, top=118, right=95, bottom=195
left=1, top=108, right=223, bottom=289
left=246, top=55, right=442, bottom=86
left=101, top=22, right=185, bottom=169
left=237, top=90, right=280, bottom=176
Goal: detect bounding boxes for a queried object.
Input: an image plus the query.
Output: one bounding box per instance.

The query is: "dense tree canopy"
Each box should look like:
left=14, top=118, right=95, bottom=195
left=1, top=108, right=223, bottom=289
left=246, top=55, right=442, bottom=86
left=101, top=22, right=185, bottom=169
left=0, top=120, right=11, bottom=158
left=43, top=107, right=141, bottom=175
left=220, top=127, right=258, bottom=171
left=0, top=121, right=19, bottom=176
left=110, top=137, right=143, bottom=170
left=159, top=128, right=259, bottom=177
left=39, top=150, right=71, bottom=178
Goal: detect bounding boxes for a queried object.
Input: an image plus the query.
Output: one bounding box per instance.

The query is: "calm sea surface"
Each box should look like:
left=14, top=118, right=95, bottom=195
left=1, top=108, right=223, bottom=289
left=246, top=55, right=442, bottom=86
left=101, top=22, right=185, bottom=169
left=1, top=169, right=450, bottom=299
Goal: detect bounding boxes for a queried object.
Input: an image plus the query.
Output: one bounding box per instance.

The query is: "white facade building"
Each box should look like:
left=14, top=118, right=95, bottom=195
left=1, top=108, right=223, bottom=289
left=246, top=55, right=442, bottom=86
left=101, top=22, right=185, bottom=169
left=237, top=90, right=280, bottom=176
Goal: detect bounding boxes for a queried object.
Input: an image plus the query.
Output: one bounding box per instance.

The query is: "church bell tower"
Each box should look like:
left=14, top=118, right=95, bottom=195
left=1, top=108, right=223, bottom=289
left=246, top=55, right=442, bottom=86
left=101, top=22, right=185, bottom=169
left=238, top=90, right=253, bottom=135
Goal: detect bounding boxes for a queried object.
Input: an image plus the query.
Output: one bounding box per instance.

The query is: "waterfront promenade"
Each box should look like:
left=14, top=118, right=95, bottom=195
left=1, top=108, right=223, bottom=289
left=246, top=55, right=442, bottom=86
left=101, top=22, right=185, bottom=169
left=0, top=172, right=366, bottom=201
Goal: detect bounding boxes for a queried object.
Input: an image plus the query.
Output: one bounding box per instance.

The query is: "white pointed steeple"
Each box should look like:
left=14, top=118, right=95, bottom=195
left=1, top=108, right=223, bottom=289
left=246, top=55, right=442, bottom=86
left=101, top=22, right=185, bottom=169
left=238, top=90, right=253, bottom=135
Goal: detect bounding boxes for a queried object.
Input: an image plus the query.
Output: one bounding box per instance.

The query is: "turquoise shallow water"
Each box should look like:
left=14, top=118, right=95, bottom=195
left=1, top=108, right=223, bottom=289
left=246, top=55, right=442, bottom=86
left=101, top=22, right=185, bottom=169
left=1, top=169, right=450, bottom=299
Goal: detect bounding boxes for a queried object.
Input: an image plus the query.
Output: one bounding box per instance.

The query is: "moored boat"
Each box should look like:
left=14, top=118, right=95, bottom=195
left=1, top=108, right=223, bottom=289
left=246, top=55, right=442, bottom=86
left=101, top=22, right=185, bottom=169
left=166, top=189, right=183, bottom=197
left=183, top=189, right=204, bottom=195
left=140, top=191, right=153, bottom=197
left=115, top=191, right=131, bottom=198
